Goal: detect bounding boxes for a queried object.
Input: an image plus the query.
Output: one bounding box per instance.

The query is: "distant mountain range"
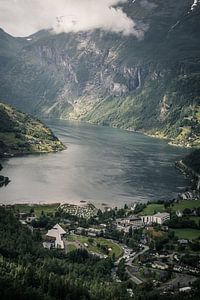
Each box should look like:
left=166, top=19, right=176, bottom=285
left=0, top=0, right=199, bottom=147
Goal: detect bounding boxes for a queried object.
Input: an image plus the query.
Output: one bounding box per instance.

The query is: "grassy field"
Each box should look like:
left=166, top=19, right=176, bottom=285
left=67, top=234, right=123, bottom=258
left=13, top=203, right=60, bottom=217
left=189, top=216, right=200, bottom=225
left=172, top=228, right=200, bottom=240
left=139, top=204, right=165, bottom=215
left=147, top=228, right=165, bottom=238
left=67, top=244, right=77, bottom=252
left=139, top=200, right=200, bottom=216
left=171, top=200, right=200, bottom=212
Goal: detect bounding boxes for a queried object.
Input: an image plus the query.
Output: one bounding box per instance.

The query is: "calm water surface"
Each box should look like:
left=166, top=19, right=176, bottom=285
left=0, top=120, right=190, bottom=207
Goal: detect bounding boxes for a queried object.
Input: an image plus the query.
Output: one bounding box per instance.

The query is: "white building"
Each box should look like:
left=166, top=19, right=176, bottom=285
left=44, top=224, right=66, bottom=249
left=151, top=262, right=169, bottom=270
left=179, top=287, right=191, bottom=293
left=141, top=212, right=170, bottom=225
left=116, top=215, right=144, bottom=231
left=76, top=227, right=104, bottom=237
left=130, top=203, right=137, bottom=211
left=176, top=210, right=183, bottom=218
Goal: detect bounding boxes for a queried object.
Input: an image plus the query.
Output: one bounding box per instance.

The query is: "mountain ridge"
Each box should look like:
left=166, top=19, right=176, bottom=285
left=0, top=0, right=199, bottom=147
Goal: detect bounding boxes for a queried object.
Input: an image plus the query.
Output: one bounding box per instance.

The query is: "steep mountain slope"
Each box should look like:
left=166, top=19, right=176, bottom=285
left=0, top=103, right=65, bottom=157
left=176, top=149, right=200, bottom=193
left=0, top=0, right=199, bottom=146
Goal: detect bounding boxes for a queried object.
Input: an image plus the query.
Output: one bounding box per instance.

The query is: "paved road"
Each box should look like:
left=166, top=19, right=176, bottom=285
left=113, top=242, right=149, bottom=284
left=126, top=245, right=149, bottom=266
left=126, top=266, right=143, bottom=285
left=125, top=244, right=149, bottom=284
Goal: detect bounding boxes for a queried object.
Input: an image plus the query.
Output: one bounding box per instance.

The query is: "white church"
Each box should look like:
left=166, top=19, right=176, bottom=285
left=43, top=224, right=66, bottom=250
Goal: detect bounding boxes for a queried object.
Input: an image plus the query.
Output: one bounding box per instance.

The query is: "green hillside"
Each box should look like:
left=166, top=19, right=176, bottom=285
left=0, top=206, right=131, bottom=300
left=183, top=149, right=200, bottom=174
left=0, top=103, right=65, bottom=157
left=0, top=0, right=199, bottom=147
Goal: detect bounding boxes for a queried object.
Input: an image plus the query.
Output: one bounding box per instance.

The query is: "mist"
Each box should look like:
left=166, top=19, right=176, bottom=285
left=0, top=0, right=144, bottom=38
left=140, top=0, right=157, bottom=10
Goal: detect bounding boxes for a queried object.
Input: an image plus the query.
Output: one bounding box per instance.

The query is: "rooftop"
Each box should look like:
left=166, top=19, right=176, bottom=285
left=46, top=224, right=66, bottom=241
left=153, top=212, right=170, bottom=218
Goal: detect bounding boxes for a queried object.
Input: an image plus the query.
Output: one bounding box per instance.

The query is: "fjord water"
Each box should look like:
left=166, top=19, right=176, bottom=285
left=0, top=120, right=190, bottom=207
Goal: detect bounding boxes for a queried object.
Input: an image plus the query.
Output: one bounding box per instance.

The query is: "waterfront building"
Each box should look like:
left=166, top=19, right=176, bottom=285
left=141, top=212, right=170, bottom=225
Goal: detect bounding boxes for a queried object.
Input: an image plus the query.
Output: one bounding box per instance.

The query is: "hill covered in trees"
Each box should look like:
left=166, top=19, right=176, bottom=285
left=0, top=206, right=129, bottom=300
left=183, top=149, right=200, bottom=175
left=0, top=206, right=200, bottom=300
left=0, top=102, right=65, bottom=157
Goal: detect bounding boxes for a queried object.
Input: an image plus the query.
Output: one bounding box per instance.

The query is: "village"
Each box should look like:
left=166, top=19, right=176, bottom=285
left=14, top=198, right=200, bottom=295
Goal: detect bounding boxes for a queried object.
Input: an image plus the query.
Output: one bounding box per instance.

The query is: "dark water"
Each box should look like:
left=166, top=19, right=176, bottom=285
left=0, top=120, right=190, bottom=207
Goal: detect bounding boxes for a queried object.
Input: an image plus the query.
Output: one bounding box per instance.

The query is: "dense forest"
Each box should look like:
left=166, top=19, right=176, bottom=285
left=0, top=207, right=131, bottom=300
left=183, top=149, right=200, bottom=175
left=0, top=207, right=200, bottom=300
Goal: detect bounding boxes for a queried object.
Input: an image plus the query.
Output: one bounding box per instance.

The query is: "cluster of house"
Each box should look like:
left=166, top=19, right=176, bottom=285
left=41, top=212, right=170, bottom=250
left=173, top=264, right=199, bottom=275
left=116, top=212, right=170, bottom=232
left=75, top=226, right=106, bottom=237
left=60, top=203, right=98, bottom=219
left=42, top=223, right=105, bottom=250
left=151, top=261, right=199, bottom=274
left=18, top=212, right=37, bottom=225
left=178, top=190, right=199, bottom=200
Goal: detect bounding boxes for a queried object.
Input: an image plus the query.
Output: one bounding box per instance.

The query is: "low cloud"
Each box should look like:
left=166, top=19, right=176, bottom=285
left=140, top=0, right=157, bottom=10
left=0, top=0, right=145, bottom=38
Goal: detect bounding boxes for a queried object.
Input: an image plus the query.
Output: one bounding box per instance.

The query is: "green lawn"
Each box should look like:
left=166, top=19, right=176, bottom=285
left=173, top=228, right=200, bottom=240
left=139, top=200, right=200, bottom=216
left=14, top=203, right=60, bottom=217
left=189, top=216, right=200, bottom=225
left=139, top=204, right=165, bottom=216
left=67, top=234, right=123, bottom=259
left=67, top=244, right=77, bottom=252
left=171, top=200, right=200, bottom=213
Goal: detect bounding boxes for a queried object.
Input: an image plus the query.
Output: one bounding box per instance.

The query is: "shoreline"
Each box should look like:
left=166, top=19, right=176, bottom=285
left=0, top=201, right=111, bottom=211
left=0, top=146, right=67, bottom=160
left=50, top=117, right=193, bottom=149
left=175, top=160, right=200, bottom=191
left=0, top=120, right=195, bottom=207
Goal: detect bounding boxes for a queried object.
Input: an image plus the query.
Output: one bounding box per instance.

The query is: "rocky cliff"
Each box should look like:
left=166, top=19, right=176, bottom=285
left=0, top=0, right=199, bottom=146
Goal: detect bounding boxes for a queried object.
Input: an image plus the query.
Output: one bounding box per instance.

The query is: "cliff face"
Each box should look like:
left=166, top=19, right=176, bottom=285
left=0, top=0, right=200, bottom=146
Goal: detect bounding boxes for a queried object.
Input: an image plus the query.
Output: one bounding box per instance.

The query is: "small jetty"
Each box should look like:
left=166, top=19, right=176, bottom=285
left=0, top=175, right=10, bottom=187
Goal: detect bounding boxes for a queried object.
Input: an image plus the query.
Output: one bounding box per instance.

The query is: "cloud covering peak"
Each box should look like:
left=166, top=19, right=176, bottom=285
left=0, top=0, right=143, bottom=38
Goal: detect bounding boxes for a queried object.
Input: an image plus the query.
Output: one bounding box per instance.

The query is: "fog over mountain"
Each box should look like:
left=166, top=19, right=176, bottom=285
left=0, top=0, right=144, bottom=37
left=0, top=1, right=200, bottom=300
left=0, top=0, right=199, bottom=148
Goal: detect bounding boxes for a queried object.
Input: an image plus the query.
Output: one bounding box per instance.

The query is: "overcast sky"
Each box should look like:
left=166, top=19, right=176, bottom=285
left=0, top=0, right=143, bottom=37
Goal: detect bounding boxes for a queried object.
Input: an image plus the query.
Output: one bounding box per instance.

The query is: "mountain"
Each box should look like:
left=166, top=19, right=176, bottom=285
left=0, top=102, right=65, bottom=157
left=182, top=149, right=200, bottom=190
left=0, top=0, right=200, bottom=147
left=0, top=28, right=28, bottom=69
